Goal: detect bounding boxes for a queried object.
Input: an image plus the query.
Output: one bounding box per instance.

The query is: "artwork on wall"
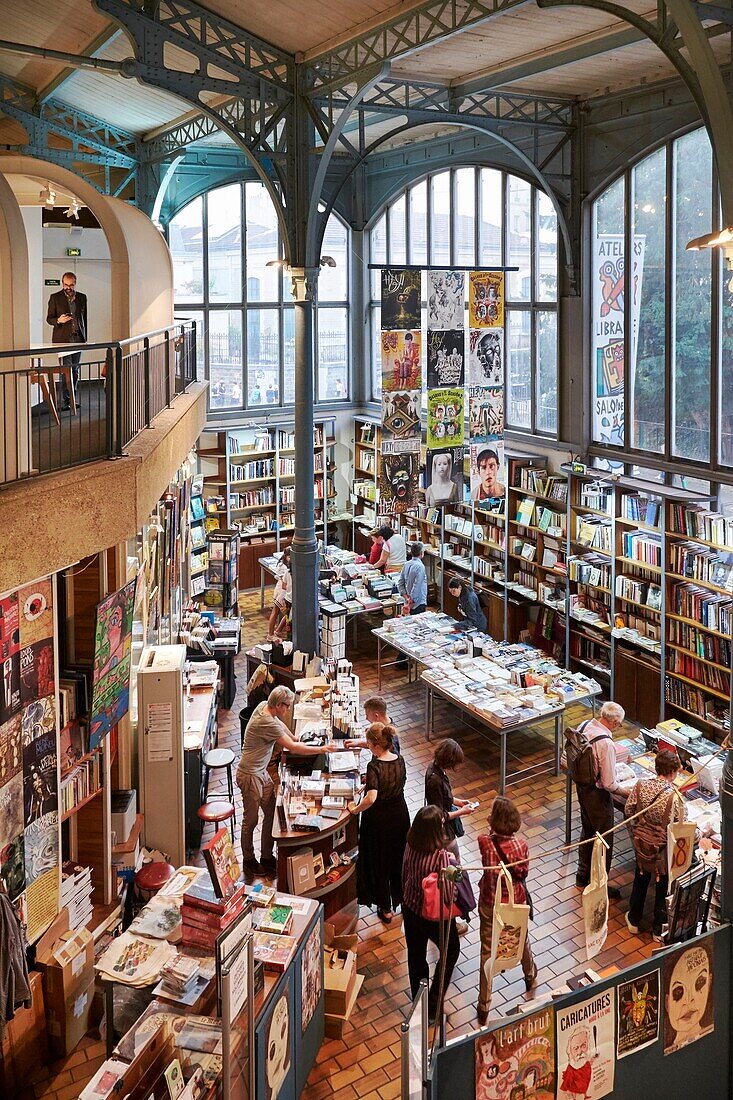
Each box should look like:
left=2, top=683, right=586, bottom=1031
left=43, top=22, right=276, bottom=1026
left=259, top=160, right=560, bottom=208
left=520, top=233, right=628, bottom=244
left=663, top=938, right=714, bottom=1055
left=379, top=267, right=422, bottom=516
left=617, top=970, right=660, bottom=1058
left=301, top=921, right=322, bottom=1034
left=556, top=990, right=615, bottom=1099
left=89, top=580, right=135, bottom=749
left=475, top=1006, right=555, bottom=1099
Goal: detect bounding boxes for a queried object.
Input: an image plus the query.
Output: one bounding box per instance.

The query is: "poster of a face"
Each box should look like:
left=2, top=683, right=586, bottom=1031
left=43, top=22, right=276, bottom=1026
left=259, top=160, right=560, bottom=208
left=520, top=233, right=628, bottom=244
left=426, top=330, right=465, bottom=388
left=378, top=453, right=419, bottom=514
left=265, top=987, right=291, bottom=1100
left=382, top=391, right=421, bottom=445
left=469, top=386, right=504, bottom=442
left=556, top=990, right=615, bottom=1099
left=475, top=1007, right=555, bottom=1100
left=427, top=389, right=464, bottom=448
left=469, top=271, right=504, bottom=328
left=423, top=448, right=463, bottom=509
left=663, top=938, right=714, bottom=1055
left=89, top=580, right=135, bottom=749
left=427, top=270, right=465, bottom=329
left=381, top=330, right=422, bottom=392
left=469, top=330, right=503, bottom=386
left=301, top=922, right=322, bottom=1034
left=469, top=442, right=505, bottom=504
left=617, top=970, right=660, bottom=1058
left=17, top=578, right=53, bottom=649
left=381, top=268, right=421, bottom=329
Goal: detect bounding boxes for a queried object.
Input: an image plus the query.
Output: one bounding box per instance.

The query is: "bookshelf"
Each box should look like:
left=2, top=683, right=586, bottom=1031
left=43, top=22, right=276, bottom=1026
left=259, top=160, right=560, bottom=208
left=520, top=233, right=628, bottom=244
left=566, top=469, right=614, bottom=686
left=352, top=415, right=380, bottom=555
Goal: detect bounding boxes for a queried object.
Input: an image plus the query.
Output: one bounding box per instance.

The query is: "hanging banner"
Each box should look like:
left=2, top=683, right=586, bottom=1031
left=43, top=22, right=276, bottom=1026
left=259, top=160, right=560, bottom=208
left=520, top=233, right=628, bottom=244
left=617, top=970, right=660, bottom=1059
left=427, top=388, right=464, bottom=449
left=427, top=270, right=465, bottom=330
left=381, top=330, right=422, bottom=392
left=426, top=330, right=465, bottom=388
left=424, top=272, right=466, bottom=513
left=663, top=938, right=714, bottom=1055
left=424, top=448, right=463, bottom=509
left=469, top=270, right=504, bottom=328
left=468, top=271, right=505, bottom=507
left=379, top=268, right=422, bottom=516
left=591, top=233, right=645, bottom=447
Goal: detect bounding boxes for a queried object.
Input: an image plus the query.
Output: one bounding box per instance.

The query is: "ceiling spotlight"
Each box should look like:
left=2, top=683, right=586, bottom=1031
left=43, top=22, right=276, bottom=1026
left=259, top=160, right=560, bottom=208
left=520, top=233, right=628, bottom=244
left=265, top=259, right=285, bottom=268
left=39, top=183, right=56, bottom=208
left=686, top=227, right=733, bottom=251
left=317, top=201, right=327, bottom=213
left=64, top=198, right=80, bottom=220
left=320, top=255, right=336, bottom=268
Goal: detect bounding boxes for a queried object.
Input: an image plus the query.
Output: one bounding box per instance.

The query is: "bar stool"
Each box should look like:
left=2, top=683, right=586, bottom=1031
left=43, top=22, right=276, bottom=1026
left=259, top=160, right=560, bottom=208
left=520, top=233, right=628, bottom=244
left=203, top=747, right=236, bottom=821
left=134, top=860, right=175, bottom=906
left=197, top=799, right=236, bottom=842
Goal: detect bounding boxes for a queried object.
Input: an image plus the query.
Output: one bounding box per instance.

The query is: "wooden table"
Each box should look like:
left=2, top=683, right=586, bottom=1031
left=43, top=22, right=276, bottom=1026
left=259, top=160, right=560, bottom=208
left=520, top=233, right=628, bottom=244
left=30, top=356, right=77, bottom=422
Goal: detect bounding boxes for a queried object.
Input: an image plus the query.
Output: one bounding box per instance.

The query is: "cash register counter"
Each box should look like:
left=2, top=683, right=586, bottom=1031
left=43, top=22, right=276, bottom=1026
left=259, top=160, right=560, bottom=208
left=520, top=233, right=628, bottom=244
left=272, top=803, right=359, bottom=925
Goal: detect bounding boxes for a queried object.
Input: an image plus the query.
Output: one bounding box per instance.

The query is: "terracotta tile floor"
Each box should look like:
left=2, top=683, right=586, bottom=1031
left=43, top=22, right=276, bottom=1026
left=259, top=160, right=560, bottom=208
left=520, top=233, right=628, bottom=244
left=27, top=590, right=657, bottom=1099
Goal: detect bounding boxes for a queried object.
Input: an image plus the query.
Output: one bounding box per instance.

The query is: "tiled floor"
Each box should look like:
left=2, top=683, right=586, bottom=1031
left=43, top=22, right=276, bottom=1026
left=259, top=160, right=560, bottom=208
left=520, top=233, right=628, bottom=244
left=27, top=590, right=656, bottom=1100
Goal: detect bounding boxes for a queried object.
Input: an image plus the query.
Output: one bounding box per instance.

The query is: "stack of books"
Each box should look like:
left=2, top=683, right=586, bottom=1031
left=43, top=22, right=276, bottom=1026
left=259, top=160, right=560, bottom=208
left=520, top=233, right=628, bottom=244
left=252, top=903, right=294, bottom=935
left=158, top=955, right=203, bottom=1000
left=180, top=880, right=248, bottom=950
left=60, top=861, right=93, bottom=930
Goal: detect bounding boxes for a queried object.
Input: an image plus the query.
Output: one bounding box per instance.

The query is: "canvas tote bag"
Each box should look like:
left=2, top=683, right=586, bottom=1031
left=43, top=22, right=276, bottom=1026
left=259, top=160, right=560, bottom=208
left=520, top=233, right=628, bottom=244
left=489, top=864, right=530, bottom=976
left=582, top=835, right=609, bottom=960
left=667, top=794, right=696, bottom=886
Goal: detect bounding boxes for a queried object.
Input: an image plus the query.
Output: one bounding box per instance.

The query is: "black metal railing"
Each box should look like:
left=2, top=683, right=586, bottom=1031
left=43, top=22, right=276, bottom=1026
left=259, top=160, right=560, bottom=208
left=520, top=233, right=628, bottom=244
left=0, top=321, right=197, bottom=486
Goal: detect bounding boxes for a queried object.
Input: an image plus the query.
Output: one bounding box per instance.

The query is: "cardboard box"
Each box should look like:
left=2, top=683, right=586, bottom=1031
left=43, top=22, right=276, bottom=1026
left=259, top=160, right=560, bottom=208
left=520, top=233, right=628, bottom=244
left=324, top=973, right=364, bottom=1039
left=323, top=947, right=357, bottom=1016
left=111, top=789, right=137, bottom=844
left=0, top=971, right=47, bottom=1093
left=41, top=927, right=94, bottom=1006
left=46, top=973, right=95, bottom=1057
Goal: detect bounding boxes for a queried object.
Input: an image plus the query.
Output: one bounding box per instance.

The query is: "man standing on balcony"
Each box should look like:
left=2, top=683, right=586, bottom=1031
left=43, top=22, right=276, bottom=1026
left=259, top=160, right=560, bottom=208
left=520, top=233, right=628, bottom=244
left=46, top=272, right=87, bottom=411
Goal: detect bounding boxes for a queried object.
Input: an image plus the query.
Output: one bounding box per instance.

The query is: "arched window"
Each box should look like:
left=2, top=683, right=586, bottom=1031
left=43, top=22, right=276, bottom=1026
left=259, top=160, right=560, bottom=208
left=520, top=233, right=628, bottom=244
left=590, top=126, right=732, bottom=469
left=168, top=182, right=350, bottom=411
left=368, top=166, right=558, bottom=436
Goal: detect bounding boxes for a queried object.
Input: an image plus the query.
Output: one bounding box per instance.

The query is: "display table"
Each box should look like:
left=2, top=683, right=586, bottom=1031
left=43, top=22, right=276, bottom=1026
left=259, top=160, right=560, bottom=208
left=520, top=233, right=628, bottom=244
left=272, top=798, right=359, bottom=923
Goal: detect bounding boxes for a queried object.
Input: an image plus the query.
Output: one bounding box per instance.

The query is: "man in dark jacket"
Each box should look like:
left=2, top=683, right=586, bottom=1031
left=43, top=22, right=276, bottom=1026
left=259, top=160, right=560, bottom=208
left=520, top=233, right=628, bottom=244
left=46, top=272, right=87, bottom=410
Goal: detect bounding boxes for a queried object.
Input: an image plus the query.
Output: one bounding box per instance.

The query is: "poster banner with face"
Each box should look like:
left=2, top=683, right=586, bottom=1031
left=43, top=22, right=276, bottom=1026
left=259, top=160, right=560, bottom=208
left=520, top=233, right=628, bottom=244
left=556, top=990, right=615, bottom=1099
left=265, top=983, right=291, bottom=1100
left=24, top=809, right=59, bottom=942
left=427, top=270, right=465, bottom=329
left=381, top=268, right=421, bottom=330
left=475, top=1007, right=555, bottom=1100
left=469, top=329, right=503, bottom=387
left=426, top=329, right=465, bottom=388
left=427, top=388, right=464, bottom=449
left=663, top=937, right=714, bottom=1055
left=469, top=386, right=504, bottom=442
left=617, top=970, right=660, bottom=1058
left=378, top=452, right=420, bottom=515
left=469, top=442, right=505, bottom=507
left=89, top=580, right=135, bottom=749
left=591, top=234, right=645, bottom=447
left=469, top=271, right=504, bottom=328
left=381, top=329, right=422, bottom=392
left=22, top=723, right=57, bottom=826
left=423, top=448, right=463, bottom=509
left=382, top=390, right=421, bottom=447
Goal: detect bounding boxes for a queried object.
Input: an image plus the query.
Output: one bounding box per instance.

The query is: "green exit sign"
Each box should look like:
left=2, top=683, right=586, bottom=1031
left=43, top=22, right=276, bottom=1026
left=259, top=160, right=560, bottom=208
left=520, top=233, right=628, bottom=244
left=45, top=278, right=60, bottom=286
left=66, top=248, right=81, bottom=257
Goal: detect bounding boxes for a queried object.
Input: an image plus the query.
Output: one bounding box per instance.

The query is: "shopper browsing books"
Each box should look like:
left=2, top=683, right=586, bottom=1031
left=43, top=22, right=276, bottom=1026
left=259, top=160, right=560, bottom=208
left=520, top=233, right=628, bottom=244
left=424, top=739, right=475, bottom=858
left=343, top=695, right=400, bottom=754
left=267, top=547, right=292, bottom=639
left=237, top=686, right=337, bottom=880
left=401, top=806, right=461, bottom=1024
left=397, top=542, right=428, bottom=615
left=447, top=576, right=487, bottom=632
left=624, top=750, right=687, bottom=941
left=573, top=701, right=626, bottom=897
left=368, top=530, right=384, bottom=566
left=374, top=524, right=407, bottom=574
left=476, top=796, right=537, bottom=1025
left=348, top=722, right=410, bottom=923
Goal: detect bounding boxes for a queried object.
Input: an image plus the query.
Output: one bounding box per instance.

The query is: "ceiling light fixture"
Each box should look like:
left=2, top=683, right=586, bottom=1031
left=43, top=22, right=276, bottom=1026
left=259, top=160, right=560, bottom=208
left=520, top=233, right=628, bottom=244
left=265, top=255, right=337, bottom=269
left=686, top=227, right=733, bottom=252
left=39, top=182, right=56, bottom=208
left=64, top=198, right=80, bottom=220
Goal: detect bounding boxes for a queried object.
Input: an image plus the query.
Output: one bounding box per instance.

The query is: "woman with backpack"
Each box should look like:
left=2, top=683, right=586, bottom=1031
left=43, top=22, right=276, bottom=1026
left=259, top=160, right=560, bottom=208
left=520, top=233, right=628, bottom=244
left=624, top=749, right=687, bottom=941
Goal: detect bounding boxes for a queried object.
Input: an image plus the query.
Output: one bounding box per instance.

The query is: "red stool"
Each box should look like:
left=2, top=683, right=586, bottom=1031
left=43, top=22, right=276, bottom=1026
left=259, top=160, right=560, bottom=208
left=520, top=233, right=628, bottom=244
left=197, top=799, right=236, bottom=841
left=135, top=860, right=175, bottom=902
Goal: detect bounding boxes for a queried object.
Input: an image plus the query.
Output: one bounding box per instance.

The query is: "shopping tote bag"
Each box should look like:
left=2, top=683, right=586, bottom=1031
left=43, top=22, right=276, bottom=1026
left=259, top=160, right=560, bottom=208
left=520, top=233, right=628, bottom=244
left=489, top=864, right=530, bottom=976
left=582, top=835, right=609, bottom=960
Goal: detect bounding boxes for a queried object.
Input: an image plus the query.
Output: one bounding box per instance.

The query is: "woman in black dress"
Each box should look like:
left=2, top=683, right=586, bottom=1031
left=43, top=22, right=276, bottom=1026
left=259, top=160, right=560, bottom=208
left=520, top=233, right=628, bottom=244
left=348, top=722, right=409, bottom=924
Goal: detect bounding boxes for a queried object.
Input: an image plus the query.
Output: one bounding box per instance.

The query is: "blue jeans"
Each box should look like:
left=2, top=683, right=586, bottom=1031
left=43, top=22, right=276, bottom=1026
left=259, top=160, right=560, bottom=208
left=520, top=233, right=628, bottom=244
left=60, top=351, right=81, bottom=404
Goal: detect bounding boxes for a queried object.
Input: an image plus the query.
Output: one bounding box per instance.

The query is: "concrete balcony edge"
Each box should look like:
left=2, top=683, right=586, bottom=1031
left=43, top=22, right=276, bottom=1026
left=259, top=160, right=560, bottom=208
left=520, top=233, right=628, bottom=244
left=0, top=382, right=208, bottom=594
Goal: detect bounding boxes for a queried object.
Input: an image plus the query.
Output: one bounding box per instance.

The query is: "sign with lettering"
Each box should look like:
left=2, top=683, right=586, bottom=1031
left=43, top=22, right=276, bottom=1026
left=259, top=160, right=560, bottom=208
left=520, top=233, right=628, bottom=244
left=65, top=248, right=82, bottom=257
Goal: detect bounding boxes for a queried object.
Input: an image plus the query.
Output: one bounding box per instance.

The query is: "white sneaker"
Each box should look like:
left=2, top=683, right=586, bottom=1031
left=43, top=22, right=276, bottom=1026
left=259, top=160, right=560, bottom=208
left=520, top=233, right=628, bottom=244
left=456, top=919, right=469, bottom=936
left=625, top=912, right=640, bottom=935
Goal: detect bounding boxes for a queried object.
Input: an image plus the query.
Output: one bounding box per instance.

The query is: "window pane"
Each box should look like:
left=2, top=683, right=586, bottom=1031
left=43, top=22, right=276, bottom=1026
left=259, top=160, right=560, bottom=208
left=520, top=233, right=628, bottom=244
left=371, top=305, right=381, bottom=400
left=247, top=309, right=279, bottom=405
left=409, top=181, right=428, bottom=265
left=207, top=183, right=241, bottom=303
left=283, top=307, right=294, bottom=404
left=536, top=190, right=557, bottom=302
left=506, top=311, right=531, bottom=429
left=318, top=307, right=348, bottom=400
left=389, top=193, right=406, bottom=265
left=208, top=309, right=242, bottom=409
left=480, top=168, right=502, bottom=266
left=631, top=146, right=666, bottom=453
left=245, top=181, right=279, bottom=302
left=536, top=311, right=557, bottom=434
left=169, top=196, right=203, bottom=304
left=591, top=175, right=625, bottom=446
left=673, top=128, right=712, bottom=462
left=175, top=309, right=205, bottom=378
left=319, top=214, right=348, bottom=301
left=507, top=176, right=531, bottom=301
left=721, top=267, right=733, bottom=465
left=430, top=171, right=450, bottom=265
left=454, top=167, right=476, bottom=266
left=370, top=212, right=386, bottom=300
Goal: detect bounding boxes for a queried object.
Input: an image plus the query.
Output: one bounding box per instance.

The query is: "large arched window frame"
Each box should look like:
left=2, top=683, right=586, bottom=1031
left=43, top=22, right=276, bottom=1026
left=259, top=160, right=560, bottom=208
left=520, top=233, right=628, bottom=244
left=368, top=165, right=559, bottom=437
left=168, top=181, right=350, bottom=413
left=590, top=125, right=733, bottom=473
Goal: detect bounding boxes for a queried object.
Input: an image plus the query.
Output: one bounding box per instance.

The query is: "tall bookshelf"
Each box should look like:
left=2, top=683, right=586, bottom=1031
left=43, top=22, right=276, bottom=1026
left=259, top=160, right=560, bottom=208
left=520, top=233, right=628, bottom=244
left=352, top=415, right=380, bottom=555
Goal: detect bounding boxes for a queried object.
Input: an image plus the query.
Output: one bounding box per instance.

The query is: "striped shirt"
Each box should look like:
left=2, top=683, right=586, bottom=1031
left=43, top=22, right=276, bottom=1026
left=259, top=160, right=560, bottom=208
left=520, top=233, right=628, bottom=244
left=402, top=844, right=453, bottom=915
left=478, top=832, right=529, bottom=908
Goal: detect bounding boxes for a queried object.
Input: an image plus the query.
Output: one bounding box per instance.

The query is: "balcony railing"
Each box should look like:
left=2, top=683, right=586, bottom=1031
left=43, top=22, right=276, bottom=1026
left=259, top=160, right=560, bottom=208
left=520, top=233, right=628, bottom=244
left=0, top=322, right=197, bottom=486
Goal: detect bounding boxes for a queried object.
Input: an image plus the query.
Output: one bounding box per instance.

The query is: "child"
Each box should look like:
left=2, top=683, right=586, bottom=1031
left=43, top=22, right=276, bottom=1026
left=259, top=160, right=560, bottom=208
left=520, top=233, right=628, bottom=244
left=267, top=548, right=292, bottom=639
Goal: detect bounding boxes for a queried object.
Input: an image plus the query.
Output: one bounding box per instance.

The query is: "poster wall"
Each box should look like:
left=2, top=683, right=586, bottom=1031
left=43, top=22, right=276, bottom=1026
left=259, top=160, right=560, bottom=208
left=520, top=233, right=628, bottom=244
left=468, top=272, right=505, bottom=506
left=89, top=580, right=135, bottom=749
left=475, top=1006, right=555, bottom=1099
left=591, top=233, right=645, bottom=447
left=556, top=989, right=615, bottom=1099
left=423, top=271, right=465, bottom=516
left=380, top=268, right=423, bottom=515
left=0, top=576, right=59, bottom=943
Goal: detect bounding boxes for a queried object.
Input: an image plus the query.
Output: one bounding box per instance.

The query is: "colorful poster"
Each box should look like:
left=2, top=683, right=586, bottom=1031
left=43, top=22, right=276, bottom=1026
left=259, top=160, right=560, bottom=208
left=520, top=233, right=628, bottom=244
left=17, top=579, right=54, bottom=648
left=469, top=386, right=504, bottom=442
left=556, top=990, right=615, bottom=1099
left=0, top=714, right=22, bottom=783
left=23, top=726, right=57, bottom=825
left=382, top=391, right=421, bottom=447
left=24, top=809, right=58, bottom=886
left=617, top=970, right=660, bottom=1058
left=265, top=985, right=291, bottom=1100
left=19, top=640, right=55, bottom=705
left=469, top=442, right=505, bottom=505
left=0, top=772, right=24, bottom=850
left=469, top=270, right=504, bottom=328
left=423, top=448, right=463, bottom=509
left=378, top=452, right=420, bottom=514
left=381, top=268, right=421, bottom=329
left=469, top=329, right=503, bottom=386
left=381, top=330, right=422, bottom=392
left=21, top=695, right=56, bottom=748
left=591, top=233, right=645, bottom=446
left=475, top=1007, right=555, bottom=1099
left=89, top=580, right=135, bottom=749
left=427, top=388, right=464, bottom=448
left=426, top=329, right=465, bottom=388
left=663, top=938, right=714, bottom=1055
left=427, top=270, right=465, bottom=329
left=301, top=921, right=322, bottom=1034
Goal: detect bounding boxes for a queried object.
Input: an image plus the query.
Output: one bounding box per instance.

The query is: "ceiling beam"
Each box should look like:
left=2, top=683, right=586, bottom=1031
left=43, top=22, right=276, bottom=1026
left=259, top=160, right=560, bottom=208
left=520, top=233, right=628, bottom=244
left=36, top=27, right=121, bottom=103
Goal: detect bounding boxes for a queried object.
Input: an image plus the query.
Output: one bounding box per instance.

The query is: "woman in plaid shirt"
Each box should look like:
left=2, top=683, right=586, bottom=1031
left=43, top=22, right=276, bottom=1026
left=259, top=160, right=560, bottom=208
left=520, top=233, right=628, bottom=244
left=477, top=796, right=537, bottom=1024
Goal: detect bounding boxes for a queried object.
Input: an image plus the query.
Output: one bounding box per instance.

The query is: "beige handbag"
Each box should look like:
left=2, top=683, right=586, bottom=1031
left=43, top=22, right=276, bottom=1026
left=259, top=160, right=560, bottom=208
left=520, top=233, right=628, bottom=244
left=582, top=835, right=609, bottom=960
left=489, top=864, right=530, bottom=976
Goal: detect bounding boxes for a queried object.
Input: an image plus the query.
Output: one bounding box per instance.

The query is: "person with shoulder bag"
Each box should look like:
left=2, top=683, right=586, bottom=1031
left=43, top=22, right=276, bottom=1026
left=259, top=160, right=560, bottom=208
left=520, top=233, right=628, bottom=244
left=476, top=796, right=537, bottom=1025
left=625, top=750, right=686, bottom=942
left=424, top=738, right=476, bottom=934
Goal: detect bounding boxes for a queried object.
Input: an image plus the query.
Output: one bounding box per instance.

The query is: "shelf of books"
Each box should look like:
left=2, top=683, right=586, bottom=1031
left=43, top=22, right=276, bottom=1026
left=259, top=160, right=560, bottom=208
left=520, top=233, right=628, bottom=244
left=566, top=468, right=614, bottom=686
left=352, top=416, right=380, bottom=555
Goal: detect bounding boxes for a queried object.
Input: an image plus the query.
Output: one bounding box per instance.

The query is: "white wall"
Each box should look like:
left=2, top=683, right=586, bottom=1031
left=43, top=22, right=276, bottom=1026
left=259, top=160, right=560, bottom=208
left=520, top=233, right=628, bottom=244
left=20, top=207, right=43, bottom=347
left=42, top=225, right=112, bottom=346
